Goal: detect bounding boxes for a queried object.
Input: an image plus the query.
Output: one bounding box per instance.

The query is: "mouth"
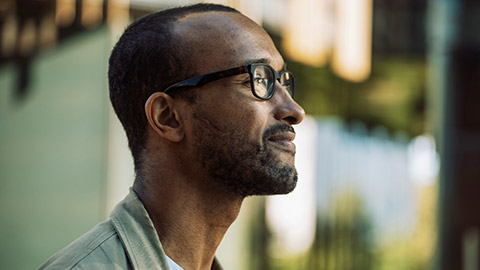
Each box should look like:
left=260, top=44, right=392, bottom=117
left=267, top=132, right=296, bottom=153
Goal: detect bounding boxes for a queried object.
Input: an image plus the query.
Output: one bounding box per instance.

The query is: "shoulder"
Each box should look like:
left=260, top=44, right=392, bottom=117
left=39, top=221, right=131, bottom=270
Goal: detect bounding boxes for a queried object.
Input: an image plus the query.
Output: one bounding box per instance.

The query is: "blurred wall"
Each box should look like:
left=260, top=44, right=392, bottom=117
left=0, top=26, right=111, bottom=269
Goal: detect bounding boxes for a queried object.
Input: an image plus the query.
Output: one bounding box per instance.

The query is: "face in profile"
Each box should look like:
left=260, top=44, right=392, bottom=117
left=177, top=12, right=305, bottom=197
left=193, top=113, right=299, bottom=197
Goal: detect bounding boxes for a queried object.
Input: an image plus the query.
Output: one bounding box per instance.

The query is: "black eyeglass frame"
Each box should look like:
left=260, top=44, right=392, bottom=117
left=162, top=63, right=295, bottom=100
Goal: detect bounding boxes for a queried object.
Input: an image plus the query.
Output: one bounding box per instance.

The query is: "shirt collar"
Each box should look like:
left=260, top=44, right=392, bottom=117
left=110, top=188, right=223, bottom=270
left=110, top=189, right=170, bottom=269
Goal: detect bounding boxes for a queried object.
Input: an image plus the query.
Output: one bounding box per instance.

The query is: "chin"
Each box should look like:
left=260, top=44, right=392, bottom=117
left=240, top=166, right=298, bottom=197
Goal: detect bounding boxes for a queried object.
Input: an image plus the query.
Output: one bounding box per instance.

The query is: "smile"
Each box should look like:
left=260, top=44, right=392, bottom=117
left=267, top=132, right=296, bottom=153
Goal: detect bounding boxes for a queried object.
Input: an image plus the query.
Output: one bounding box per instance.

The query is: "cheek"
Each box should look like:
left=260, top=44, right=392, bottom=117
left=199, top=84, right=272, bottom=141
left=230, top=103, right=270, bottom=142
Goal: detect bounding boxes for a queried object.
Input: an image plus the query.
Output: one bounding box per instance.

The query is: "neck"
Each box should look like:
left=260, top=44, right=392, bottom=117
left=134, top=172, right=243, bottom=270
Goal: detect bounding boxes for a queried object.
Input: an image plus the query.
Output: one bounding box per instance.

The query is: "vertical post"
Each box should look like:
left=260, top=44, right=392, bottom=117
left=428, top=0, right=480, bottom=269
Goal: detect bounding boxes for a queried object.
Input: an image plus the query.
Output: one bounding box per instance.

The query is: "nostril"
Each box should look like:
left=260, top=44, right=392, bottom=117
left=284, top=116, right=298, bottom=125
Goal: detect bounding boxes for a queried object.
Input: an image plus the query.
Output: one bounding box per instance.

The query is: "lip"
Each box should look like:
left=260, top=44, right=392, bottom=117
left=267, top=132, right=296, bottom=153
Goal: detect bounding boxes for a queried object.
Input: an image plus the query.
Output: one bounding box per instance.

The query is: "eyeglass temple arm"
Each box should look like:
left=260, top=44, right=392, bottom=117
left=196, top=66, right=250, bottom=85
left=163, top=76, right=203, bottom=93
left=163, top=65, right=250, bottom=93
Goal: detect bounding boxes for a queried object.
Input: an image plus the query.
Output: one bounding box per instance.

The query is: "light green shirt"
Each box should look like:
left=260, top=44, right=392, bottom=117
left=38, top=189, right=222, bottom=270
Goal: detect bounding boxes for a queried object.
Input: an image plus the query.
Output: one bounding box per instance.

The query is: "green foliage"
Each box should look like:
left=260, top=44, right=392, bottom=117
left=289, top=56, right=426, bottom=137
left=306, top=192, right=376, bottom=270
left=268, top=30, right=427, bottom=136
left=261, top=191, right=376, bottom=270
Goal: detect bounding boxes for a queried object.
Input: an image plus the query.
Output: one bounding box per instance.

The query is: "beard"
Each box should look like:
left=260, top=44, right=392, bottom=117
left=192, top=110, right=298, bottom=197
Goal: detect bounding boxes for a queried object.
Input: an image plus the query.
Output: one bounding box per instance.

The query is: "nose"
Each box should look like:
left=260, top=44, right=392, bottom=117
left=272, top=84, right=305, bottom=125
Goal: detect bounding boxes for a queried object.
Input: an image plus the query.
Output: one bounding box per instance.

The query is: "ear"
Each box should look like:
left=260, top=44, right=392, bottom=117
left=145, top=92, right=185, bottom=142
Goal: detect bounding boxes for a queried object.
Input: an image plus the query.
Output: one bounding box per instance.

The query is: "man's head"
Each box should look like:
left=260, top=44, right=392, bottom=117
left=109, top=3, right=305, bottom=197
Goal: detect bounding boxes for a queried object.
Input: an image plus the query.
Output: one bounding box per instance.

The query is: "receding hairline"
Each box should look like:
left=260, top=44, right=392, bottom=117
left=181, top=11, right=265, bottom=36
left=169, top=11, right=279, bottom=71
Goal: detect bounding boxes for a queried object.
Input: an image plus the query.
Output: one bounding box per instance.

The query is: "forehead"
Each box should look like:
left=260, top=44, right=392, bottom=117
left=172, top=12, right=284, bottom=73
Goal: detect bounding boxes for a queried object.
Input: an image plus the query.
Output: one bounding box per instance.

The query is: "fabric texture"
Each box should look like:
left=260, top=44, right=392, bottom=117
left=38, top=189, right=222, bottom=270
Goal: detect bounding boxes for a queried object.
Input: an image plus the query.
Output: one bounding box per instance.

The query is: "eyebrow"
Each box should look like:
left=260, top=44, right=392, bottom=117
left=243, top=58, right=287, bottom=70
left=244, top=58, right=270, bottom=65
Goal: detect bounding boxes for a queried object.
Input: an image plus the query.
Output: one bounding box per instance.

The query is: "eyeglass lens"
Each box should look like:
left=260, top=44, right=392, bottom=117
left=252, top=66, right=273, bottom=98
left=252, top=65, right=294, bottom=99
left=280, top=72, right=293, bottom=96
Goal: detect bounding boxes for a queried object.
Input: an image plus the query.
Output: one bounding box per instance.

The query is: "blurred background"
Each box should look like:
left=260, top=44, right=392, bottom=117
left=0, top=0, right=479, bottom=269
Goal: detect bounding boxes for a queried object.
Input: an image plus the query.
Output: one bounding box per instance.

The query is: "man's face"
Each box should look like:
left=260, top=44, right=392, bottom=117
left=175, top=12, right=305, bottom=197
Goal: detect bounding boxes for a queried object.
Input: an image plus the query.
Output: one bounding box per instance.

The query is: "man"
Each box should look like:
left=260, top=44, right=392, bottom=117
left=40, top=3, right=305, bottom=270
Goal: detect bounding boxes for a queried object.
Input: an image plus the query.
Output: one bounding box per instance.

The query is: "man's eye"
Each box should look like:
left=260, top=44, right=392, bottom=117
left=254, top=77, right=265, bottom=84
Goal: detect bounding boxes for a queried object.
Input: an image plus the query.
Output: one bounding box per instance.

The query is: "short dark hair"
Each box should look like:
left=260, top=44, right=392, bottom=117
left=108, top=3, right=239, bottom=174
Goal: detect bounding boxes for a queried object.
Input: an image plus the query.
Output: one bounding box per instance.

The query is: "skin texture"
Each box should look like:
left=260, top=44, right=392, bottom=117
left=137, top=11, right=305, bottom=270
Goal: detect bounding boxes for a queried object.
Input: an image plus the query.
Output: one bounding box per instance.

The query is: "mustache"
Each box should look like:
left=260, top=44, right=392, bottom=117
left=263, top=123, right=295, bottom=139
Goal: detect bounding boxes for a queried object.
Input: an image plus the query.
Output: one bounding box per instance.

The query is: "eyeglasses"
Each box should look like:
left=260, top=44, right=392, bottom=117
left=162, top=63, right=295, bottom=100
